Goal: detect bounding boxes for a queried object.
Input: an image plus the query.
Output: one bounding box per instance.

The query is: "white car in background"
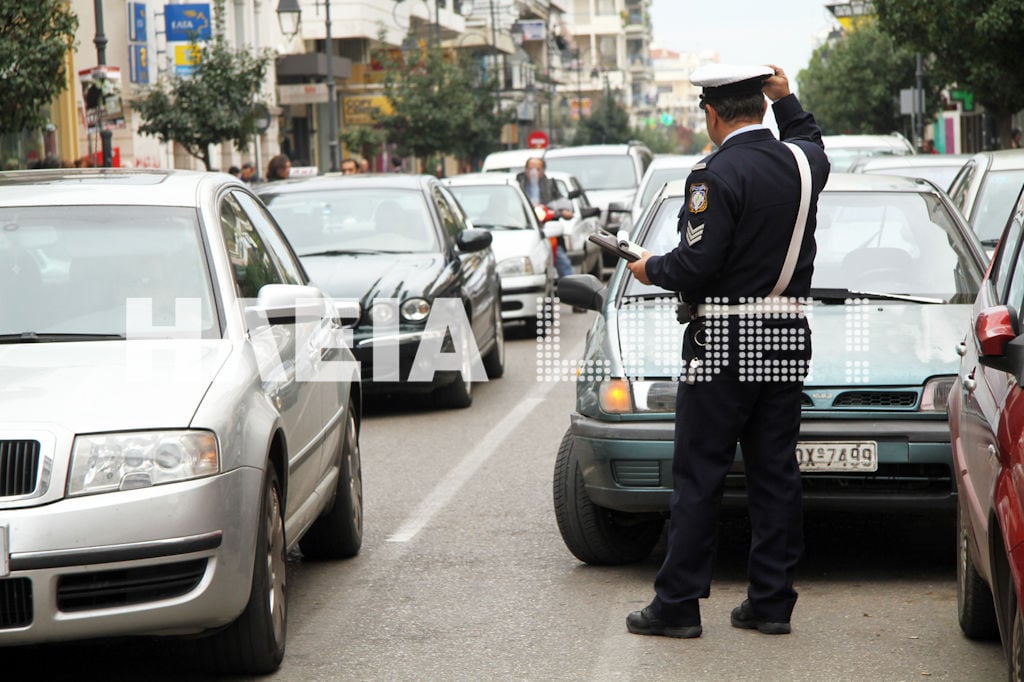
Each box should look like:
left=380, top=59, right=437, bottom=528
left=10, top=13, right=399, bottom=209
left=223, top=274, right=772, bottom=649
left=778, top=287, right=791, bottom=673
left=618, top=153, right=703, bottom=234
left=545, top=170, right=603, bottom=277
left=444, top=173, right=556, bottom=333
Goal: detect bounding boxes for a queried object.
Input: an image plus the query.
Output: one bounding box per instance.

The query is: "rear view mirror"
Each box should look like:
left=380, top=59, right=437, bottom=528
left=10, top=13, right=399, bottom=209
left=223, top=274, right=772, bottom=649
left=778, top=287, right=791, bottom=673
left=567, top=188, right=582, bottom=199
left=580, top=206, right=601, bottom=219
left=607, top=201, right=630, bottom=214
left=457, top=228, right=493, bottom=252
left=976, top=305, right=1024, bottom=383
left=557, top=274, right=605, bottom=312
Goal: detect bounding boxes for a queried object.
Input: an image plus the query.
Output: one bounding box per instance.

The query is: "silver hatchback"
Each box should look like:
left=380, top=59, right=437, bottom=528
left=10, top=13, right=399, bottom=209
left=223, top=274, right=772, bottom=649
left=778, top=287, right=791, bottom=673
left=0, top=169, right=362, bottom=674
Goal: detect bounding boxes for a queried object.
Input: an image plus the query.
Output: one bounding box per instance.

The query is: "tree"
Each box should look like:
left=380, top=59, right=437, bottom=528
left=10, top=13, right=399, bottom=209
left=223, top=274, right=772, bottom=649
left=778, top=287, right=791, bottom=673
left=132, top=1, right=270, bottom=169
left=874, top=0, right=1024, bottom=147
left=340, top=125, right=387, bottom=165
left=572, top=92, right=631, bottom=145
left=0, top=2, right=78, bottom=135
left=378, top=41, right=510, bottom=171
left=631, top=124, right=681, bottom=154
left=797, top=22, right=937, bottom=136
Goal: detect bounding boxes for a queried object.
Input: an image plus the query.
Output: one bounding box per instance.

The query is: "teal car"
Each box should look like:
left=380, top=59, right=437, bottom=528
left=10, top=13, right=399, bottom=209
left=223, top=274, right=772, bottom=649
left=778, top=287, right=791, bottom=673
left=555, top=173, right=988, bottom=565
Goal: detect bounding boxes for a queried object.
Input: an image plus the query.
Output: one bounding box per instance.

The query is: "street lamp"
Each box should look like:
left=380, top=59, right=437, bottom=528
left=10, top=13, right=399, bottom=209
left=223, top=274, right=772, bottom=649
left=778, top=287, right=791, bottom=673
left=93, top=0, right=113, bottom=167
left=276, top=0, right=340, bottom=173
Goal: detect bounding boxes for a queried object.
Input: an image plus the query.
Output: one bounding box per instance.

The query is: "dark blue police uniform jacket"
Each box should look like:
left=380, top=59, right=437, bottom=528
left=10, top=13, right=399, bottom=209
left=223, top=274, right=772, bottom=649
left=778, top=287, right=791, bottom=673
left=646, top=94, right=830, bottom=318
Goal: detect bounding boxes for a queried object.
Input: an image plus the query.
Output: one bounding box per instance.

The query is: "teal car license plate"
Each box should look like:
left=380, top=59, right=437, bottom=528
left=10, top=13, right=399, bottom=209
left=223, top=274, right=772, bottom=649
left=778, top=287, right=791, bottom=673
left=796, top=442, right=878, bottom=472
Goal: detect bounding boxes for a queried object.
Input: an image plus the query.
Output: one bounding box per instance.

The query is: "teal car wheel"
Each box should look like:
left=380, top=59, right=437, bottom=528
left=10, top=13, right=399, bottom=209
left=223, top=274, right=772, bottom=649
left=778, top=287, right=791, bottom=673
left=553, top=428, right=663, bottom=565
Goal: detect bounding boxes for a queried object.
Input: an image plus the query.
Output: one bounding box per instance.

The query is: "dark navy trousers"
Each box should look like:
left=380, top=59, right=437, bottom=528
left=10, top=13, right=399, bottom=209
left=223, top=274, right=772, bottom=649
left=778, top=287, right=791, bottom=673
left=650, top=372, right=804, bottom=625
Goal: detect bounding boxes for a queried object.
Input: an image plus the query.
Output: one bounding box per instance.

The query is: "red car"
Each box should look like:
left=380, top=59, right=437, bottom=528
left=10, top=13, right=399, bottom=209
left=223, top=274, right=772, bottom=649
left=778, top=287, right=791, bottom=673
left=949, top=186, right=1024, bottom=677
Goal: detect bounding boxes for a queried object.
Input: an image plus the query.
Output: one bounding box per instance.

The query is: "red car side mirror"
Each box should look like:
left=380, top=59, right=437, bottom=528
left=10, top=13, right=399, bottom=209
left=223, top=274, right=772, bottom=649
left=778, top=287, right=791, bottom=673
left=976, top=305, right=1018, bottom=357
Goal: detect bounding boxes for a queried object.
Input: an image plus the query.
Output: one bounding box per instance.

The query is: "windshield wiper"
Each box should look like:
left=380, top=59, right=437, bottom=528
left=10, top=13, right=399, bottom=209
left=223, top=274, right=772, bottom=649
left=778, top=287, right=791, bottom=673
left=808, top=287, right=945, bottom=304
left=299, top=248, right=398, bottom=257
left=0, top=332, right=127, bottom=344
left=472, top=223, right=528, bottom=230
left=981, top=238, right=1000, bottom=248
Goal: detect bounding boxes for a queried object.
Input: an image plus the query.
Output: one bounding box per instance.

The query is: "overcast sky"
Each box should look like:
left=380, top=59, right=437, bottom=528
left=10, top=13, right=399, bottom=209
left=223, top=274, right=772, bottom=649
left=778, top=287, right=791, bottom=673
left=648, top=0, right=840, bottom=87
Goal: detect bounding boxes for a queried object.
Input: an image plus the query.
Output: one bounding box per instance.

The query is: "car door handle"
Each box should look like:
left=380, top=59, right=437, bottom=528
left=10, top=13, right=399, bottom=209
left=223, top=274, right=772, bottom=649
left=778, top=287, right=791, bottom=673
left=955, top=342, right=967, bottom=357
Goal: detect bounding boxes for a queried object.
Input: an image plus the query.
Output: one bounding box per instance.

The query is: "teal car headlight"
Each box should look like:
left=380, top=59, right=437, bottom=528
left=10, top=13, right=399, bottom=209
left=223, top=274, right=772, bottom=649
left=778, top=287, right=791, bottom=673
left=68, top=430, right=220, bottom=496
left=497, top=256, right=534, bottom=277
left=921, top=376, right=955, bottom=412
left=600, top=379, right=677, bottom=414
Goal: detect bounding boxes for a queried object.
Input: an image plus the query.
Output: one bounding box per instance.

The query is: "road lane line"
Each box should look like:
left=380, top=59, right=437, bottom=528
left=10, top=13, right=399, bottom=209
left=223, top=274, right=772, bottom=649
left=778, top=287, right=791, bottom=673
left=386, top=393, right=549, bottom=543
left=387, top=327, right=584, bottom=543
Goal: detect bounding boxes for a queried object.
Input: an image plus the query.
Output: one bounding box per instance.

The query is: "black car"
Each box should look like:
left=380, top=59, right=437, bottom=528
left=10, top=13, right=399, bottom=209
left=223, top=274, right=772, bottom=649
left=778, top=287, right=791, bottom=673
left=260, top=174, right=504, bottom=407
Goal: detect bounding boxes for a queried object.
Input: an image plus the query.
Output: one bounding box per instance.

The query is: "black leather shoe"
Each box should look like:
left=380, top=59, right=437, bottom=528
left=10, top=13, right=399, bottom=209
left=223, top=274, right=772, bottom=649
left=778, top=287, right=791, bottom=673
left=730, top=600, right=791, bottom=635
left=626, top=606, right=702, bottom=638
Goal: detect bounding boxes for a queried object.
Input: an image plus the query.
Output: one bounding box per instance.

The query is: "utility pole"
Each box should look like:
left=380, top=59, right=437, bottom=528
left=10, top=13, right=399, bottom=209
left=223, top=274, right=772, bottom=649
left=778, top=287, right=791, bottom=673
left=93, top=0, right=113, bottom=167
left=325, top=0, right=338, bottom=172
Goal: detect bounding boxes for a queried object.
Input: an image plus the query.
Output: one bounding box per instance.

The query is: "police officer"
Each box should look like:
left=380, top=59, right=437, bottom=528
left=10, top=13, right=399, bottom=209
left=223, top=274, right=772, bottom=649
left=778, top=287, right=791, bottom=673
left=624, top=63, right=830, bottom=638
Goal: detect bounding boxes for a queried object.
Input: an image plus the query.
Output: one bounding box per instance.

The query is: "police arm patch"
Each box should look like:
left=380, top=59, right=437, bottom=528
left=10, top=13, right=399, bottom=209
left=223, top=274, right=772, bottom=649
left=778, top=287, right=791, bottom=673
left=685, top=221, right=704, bottom=246
left=689, top=183, right=709, bottom=214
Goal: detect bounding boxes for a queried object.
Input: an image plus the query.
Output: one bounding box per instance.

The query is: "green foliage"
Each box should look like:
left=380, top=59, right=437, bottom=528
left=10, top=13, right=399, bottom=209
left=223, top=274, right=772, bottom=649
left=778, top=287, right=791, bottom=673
left=378, top=42, right=510, bottom=168
left=630, top=124, right=681, bottom=154
left=572, top=93, right=632, bottom=145
left=0, top=2, right=78, bottom=135
left=132, top=2, right=270, bottom=169
left=340, top=125, right=387, bottom=163
left=797, top=22, right=936, bottom=135
left=874, top=0, right=1024, bottom=145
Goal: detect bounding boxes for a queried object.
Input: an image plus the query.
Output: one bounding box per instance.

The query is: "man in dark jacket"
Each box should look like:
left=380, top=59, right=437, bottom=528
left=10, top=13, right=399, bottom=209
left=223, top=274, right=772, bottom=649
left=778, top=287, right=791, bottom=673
left=516, top=157, right=574, bottom=277
left=624, top=63, right=831, bottom=639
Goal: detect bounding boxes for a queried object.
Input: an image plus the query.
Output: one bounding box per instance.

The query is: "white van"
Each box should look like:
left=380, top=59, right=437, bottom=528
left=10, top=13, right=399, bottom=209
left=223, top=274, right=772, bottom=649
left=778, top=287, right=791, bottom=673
left=481, top=149, right=543, bottom=174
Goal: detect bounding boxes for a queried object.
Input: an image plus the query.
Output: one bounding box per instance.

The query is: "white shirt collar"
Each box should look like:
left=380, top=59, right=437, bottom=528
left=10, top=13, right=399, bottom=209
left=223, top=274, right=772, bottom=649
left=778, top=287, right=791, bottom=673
left=722, top=123, right=766, bottom=145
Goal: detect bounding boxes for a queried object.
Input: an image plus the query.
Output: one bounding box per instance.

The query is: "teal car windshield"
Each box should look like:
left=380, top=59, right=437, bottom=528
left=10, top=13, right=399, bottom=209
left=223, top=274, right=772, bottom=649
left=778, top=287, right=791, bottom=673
left=625, top=191, right=983, bottom=303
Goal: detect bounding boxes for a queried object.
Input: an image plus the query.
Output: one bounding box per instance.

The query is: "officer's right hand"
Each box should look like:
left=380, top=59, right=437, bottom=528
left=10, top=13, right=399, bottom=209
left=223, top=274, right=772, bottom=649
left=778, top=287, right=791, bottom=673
left=763, top=64, right=791, bottom=102
left=626, top=251, right=653, bottom=285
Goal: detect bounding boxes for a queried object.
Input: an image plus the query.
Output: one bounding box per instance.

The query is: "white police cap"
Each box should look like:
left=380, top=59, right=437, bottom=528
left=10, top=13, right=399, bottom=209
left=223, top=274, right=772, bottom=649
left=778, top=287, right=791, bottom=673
left=690, top=64, right=774, bottom=101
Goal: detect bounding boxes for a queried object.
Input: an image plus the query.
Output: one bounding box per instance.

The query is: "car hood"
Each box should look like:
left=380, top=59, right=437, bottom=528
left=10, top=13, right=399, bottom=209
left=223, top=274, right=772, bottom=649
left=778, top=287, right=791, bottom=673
left=487, top=230, right=542, bottom=262
left=301, top=253, right=447, bottom=304
left=614, top=302, right=969, bottom=384
left=0, top=340, right=231, bottom=433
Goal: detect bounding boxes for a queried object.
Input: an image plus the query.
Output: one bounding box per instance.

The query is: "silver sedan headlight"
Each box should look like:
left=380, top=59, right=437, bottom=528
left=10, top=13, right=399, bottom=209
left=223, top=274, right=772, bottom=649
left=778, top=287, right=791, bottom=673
left=68, top=430, right=220, bottom=496
left=497, top=256, right=535, bottom=277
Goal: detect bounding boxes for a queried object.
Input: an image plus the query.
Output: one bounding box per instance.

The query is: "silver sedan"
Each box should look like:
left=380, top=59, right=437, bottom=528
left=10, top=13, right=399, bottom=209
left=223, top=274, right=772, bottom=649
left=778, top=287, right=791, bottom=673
left=0, top=169, right=362, bottom=674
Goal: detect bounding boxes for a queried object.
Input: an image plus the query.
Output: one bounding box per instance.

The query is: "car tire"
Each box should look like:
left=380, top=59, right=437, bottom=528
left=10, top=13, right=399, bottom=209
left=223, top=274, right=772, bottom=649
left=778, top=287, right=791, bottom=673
left=436, top=330, right=474, bottom=408
left=199, top=467, right=287, bottom=674
left=299, top=408, right=363, bottom=560
left=1011, top=597, right=1024, bottom=682
left=957, top=501, right=999, bottom=639
left=482, top=300, right=505, bottom=379
left=552, top=427, right=663, bottom=565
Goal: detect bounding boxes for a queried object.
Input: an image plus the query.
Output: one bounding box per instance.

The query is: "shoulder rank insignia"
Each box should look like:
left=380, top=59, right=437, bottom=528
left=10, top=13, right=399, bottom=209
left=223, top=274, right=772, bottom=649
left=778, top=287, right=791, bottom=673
left=691, top=162, right=707, bottom=171
left=689, top=183, right=708, bottom=214
left=685, top=221, right=704, bottom=246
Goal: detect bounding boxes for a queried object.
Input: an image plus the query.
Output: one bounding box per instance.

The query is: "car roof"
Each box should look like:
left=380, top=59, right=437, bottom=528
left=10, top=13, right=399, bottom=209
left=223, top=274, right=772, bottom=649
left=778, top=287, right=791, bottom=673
left=854, top=154, right=971, bottom=171
left=822, top=134, right=915, bottom=152
left=971, top=148, right=1024, bottom=170
left=255, top=173, right=435, bottom=195
left=544, top=143, right=644, bottom=157
left=823, top=172, right=938, bottom=193
left=646, top=154, right=704, bottom=169
left=443, top=172, right=517, bottom=187
left=481, top=149, right=541, bottom=171
left=0, top=168, right=232, bottom=207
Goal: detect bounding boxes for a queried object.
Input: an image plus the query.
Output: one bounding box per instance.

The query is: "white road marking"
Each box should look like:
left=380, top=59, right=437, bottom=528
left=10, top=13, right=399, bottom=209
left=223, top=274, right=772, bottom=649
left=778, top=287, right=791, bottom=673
left=386, top=393, right=549, bottom=542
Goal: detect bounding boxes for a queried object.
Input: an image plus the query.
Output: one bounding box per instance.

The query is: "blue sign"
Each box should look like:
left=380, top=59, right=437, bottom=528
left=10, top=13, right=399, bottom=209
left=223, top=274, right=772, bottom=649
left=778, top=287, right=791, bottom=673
left=130, top=44, right=149, bottom=84
left=129, top=2, right=147, bottom=42
left=164, top=3, right=212, bottom=42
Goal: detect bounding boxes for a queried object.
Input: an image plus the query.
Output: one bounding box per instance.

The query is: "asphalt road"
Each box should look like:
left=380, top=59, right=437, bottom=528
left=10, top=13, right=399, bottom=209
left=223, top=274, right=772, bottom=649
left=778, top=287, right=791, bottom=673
left=6, top=304, right=1007, bottom=681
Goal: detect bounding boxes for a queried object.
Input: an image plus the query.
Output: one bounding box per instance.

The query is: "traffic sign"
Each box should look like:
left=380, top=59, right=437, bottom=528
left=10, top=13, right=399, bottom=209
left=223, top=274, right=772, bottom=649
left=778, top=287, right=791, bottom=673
left=527, top=130, right=549, bottom=149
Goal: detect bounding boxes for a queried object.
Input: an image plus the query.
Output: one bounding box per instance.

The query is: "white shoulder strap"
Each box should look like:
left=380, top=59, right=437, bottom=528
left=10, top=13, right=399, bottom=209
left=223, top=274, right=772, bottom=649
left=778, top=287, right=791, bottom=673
left=769, top=142, right=812, bottom=298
